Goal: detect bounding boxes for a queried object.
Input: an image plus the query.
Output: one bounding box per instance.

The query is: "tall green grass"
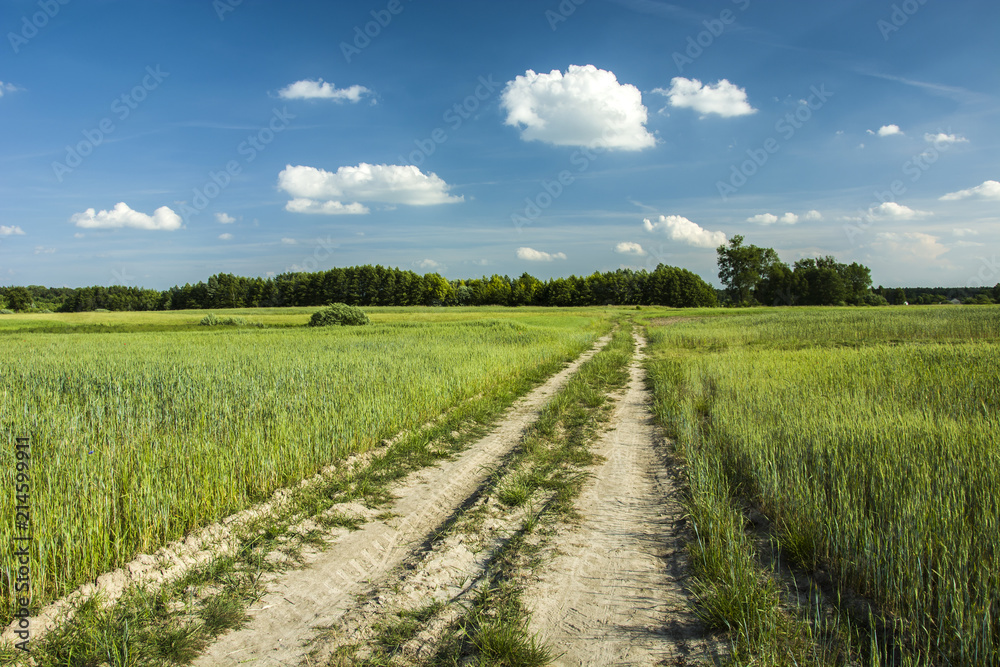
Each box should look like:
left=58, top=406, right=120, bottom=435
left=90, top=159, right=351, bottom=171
left=0, top=312, right=608, bottom=626
left=646, top=307, right=1000, bottom=665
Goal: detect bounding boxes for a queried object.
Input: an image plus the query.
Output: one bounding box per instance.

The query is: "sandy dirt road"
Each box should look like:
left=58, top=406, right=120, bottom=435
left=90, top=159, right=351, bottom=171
left=192, top=334, right=612, bottom=666
left=523, top=333, right=723, bottom=666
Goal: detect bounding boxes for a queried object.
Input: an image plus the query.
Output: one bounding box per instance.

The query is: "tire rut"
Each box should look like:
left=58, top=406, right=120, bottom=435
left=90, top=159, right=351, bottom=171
left=522, top=332, right=725, bottom=666
left=191, top=333, right=613, bottom=666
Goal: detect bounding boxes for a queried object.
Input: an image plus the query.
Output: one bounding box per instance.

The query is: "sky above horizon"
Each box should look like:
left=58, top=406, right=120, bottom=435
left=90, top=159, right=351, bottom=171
left=1, top=0, right=998, bottom=290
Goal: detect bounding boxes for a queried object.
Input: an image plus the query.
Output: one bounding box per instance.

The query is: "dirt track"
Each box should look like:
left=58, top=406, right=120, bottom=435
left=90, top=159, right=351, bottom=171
left=191, top=334, right=612, bottom=666
left=522, top=334, right=722, bottom=665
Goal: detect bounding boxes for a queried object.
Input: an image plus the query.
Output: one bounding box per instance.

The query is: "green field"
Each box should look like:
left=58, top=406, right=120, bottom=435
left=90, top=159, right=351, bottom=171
left=645, top=306, right=1000, bottom=665
left=0, top=307, right=615, bottom=625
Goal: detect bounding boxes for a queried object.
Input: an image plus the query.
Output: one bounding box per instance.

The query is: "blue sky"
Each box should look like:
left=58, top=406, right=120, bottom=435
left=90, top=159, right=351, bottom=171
left=1, top=0, right=997, bottom=290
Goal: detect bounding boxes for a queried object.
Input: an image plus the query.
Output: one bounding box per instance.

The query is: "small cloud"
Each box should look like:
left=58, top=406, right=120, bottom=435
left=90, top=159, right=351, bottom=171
left=34, top=246, right=55, bottom=254
left=654, top=77, right=756, bottom=118
left=939, top=180, right=1000, bottom=201
left=0, top=81, right=21, bottom=97
left=614, top=241, right=646, bottom=256
left=279, top=163, right=462, bottom=209
left=876, top=124, right=903, bottom=137
left=517, top=247, right=567, bottom=261
left=865, top=202, right=932, bottom=221
left=284, top=198, right=370, bottom=215
left=925, top=132, right=968, bottom=145
left=0, top=225, right=26, bottom=236
left=873, top=232, right=948, bottom=261
left=643, top=215, right=726, bottom=248
left=278, top=79, right=371, bottom=103
left=74, top=232, right=85, bottom=238
left=416, top=259, right=443, bottom=270
left=219, top=233, right=233, bottom=240
left=804, top=210, right=823, bottom=221
left=280, top=237, right=298, bottom=245
left=746, top=213, right=778, bottom=225
left=952, top=228, right=978, bottom=237
left=70, top=202, right=182, bottom=231
left=780, top=212, right=799, bottom=224
left=215, top=212, right=236, bottom=224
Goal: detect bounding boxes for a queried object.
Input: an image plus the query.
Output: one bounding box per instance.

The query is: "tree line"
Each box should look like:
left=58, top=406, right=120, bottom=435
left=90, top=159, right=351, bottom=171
left=4, top=235, right=997, bottom=313
left=1, top=263, right=718, bottom=312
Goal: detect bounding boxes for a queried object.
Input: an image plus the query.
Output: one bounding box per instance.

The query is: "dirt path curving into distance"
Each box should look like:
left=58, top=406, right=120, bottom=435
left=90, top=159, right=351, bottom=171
left=191, top=333, right=613, bottom=666
left=522, top=332, right=724, bottom=666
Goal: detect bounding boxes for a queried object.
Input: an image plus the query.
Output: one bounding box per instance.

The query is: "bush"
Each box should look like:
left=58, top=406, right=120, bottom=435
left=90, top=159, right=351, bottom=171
left=0, top=309, right=13, bottom=315
left=309, top=303, right=370, bottom=327
left=199, top=313, right=263, bottom=327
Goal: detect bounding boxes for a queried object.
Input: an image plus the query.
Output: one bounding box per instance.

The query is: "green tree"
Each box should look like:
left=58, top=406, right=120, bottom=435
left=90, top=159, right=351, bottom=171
left=716, top=235, right=780, bottom=306
left=4, top=286, right=32, bottom=311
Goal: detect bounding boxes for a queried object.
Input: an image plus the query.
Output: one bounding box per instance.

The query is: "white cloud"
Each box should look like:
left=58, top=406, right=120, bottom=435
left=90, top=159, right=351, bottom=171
left=0, top=225, right=25, bottom=236
left=614, top=241, right=646, bottom=256
left=865, top=202, right=932, bottom=221
left=873, top=232, right=949, bottom=261
left=653, top=77, right=756, bottom=118
left=284, top=198, right=370, bottom=215
left=70, top=202, right=182, bottom=231
left=278, top=163, right=462, bottom=215
left=925, top=132, right=968, bottom=145
left=280, top=237, right=298, bottom=245
left=745, top=212, right=799, bottom=225
left=416, top=259, right=443, bottom=270
left=517, top=247, right=567, bottom=261
left=215, top=212, right=236, bottom=224
left=643, top=215, right=726, bottom=248
left=0, top=82, right=20, bottom=97
left=876, top=124, right=903, bottom=137
left=939, top=180, right=1000, bottom=201
left=952, top=228, right=978, bottom=237
left=278, top=79, right=371, bottom=103
left=804, top=210, right=823, bottom=221
left=219, top=233, right=233, bottom=240
left=501, top=64, right=655, bottom=150
left=34, top=246, right=55, bottom=254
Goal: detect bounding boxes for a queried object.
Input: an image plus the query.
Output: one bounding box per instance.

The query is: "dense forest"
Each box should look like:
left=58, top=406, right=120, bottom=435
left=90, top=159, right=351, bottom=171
left=0, top=264, right=719, bottom=312
left=3, top=236, right=996, bottom=313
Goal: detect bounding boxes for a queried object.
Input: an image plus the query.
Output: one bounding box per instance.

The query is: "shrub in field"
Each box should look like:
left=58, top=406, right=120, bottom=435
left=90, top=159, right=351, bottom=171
left=0, top=309, right=12, bottom=314
left=200, top=313, right=262, bottom=327
left=308, top=303, right=370, bottom=327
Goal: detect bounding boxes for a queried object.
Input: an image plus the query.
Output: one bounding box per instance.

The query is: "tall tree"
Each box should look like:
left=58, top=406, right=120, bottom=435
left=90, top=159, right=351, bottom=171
left=716, top=235, right=780, bottom=305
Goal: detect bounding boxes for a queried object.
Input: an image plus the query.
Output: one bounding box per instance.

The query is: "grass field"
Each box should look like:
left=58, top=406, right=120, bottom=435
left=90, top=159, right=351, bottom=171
left=0, top=307, right=615, bottom=626
left=644, top=306, right=1000, bottom=665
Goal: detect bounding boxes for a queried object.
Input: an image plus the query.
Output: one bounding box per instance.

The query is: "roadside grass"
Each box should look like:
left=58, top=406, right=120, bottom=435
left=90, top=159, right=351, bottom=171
left=5, top=318, right=616, bottom=664
left=644, top=307, right=1000, bottom=666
